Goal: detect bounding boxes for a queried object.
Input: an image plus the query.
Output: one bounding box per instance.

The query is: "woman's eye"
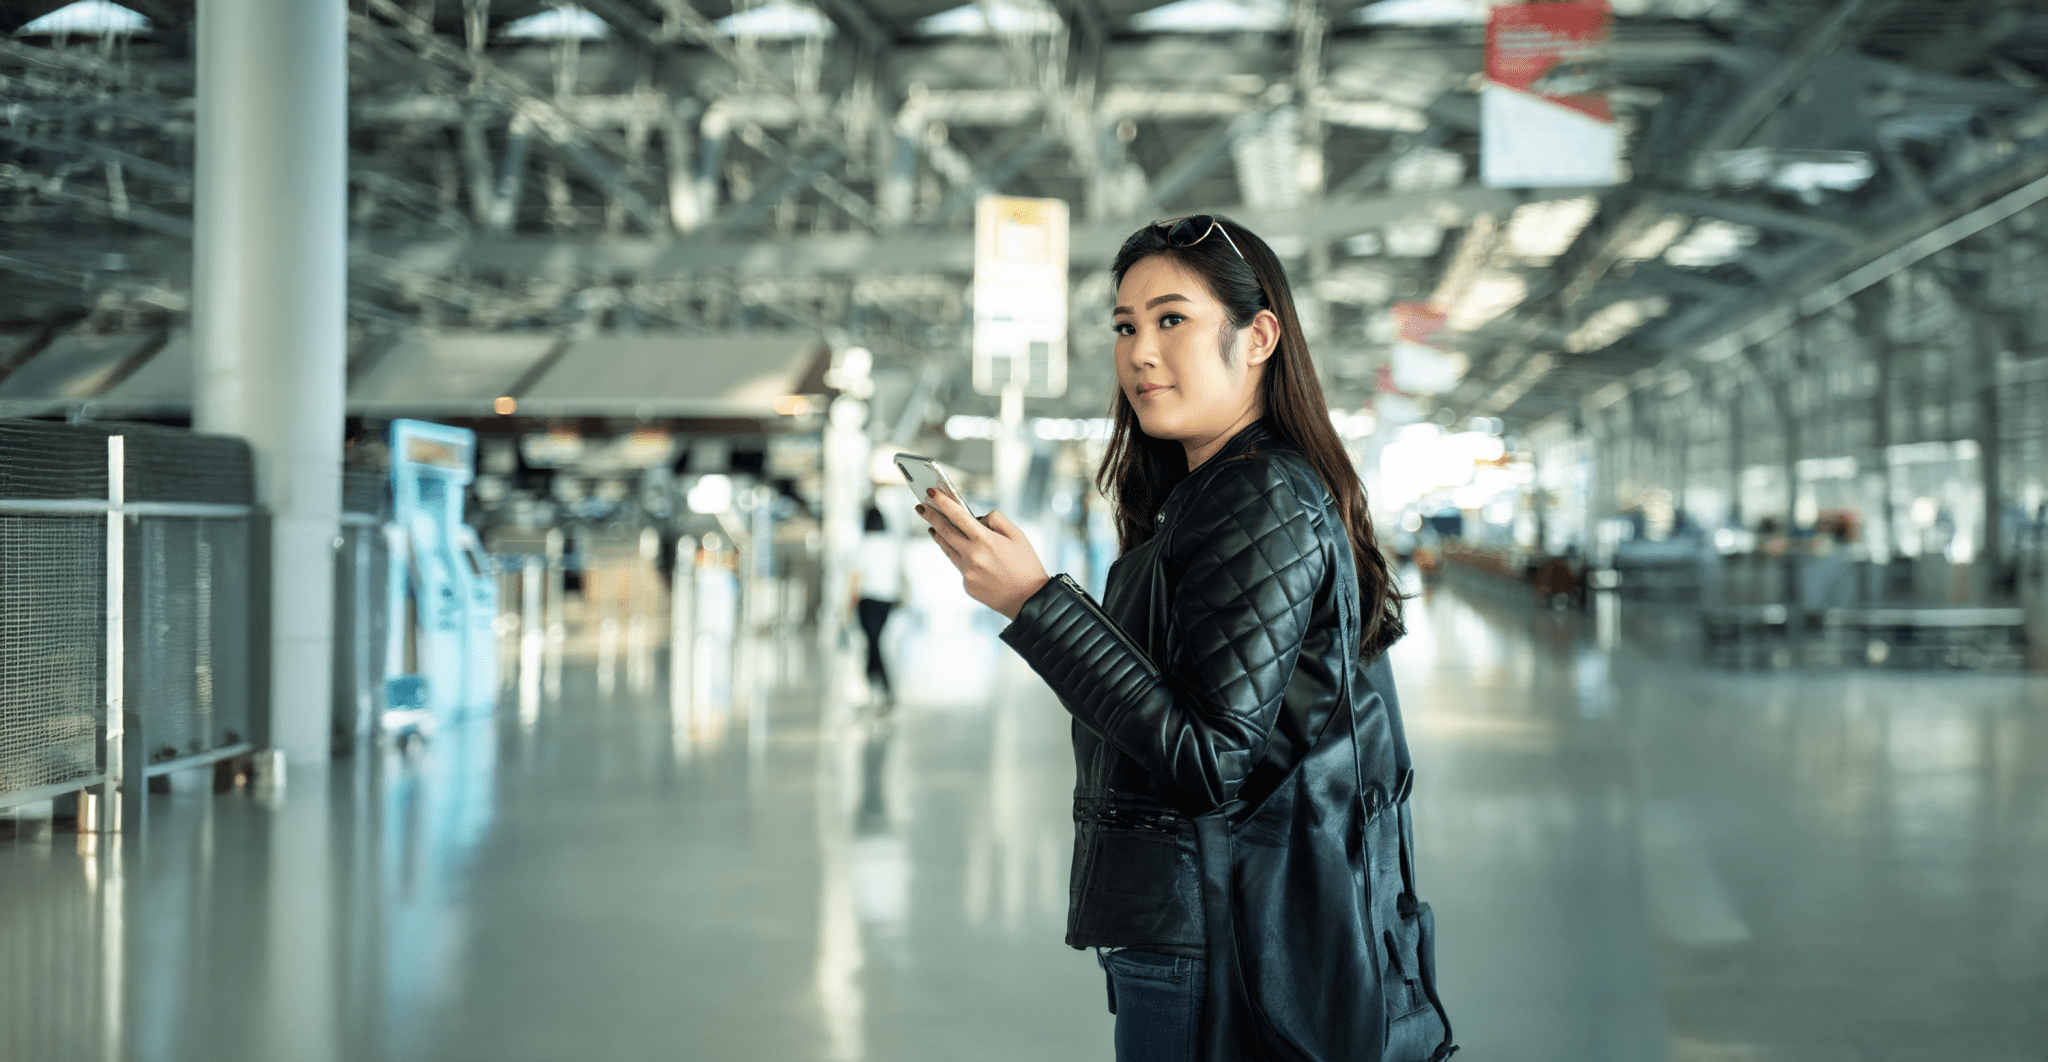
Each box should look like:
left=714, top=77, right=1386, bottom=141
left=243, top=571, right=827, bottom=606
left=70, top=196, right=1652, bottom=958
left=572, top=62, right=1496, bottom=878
left=1113, top=322, right=1135, bottom=336
left=1159, top=313, right=1186, bottom=328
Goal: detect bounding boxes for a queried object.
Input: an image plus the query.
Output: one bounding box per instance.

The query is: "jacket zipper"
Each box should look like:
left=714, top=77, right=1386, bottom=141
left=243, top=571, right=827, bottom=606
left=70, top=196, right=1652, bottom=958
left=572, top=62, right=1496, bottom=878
left=1055, top=573, right=1162, bottom=679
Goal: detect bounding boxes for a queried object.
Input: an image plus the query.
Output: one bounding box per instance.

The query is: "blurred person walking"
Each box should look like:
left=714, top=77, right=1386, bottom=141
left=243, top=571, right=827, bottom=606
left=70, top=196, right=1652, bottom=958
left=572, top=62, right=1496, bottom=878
left=852, top=506, right=902, bottom=708
left=918, top=216, right=1454, bottom=1062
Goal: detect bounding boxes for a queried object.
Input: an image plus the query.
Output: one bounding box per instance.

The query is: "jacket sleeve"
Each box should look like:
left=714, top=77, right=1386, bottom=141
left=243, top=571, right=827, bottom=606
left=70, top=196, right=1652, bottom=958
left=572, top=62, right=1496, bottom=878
left=1000, top=458, right=1327, bottom=811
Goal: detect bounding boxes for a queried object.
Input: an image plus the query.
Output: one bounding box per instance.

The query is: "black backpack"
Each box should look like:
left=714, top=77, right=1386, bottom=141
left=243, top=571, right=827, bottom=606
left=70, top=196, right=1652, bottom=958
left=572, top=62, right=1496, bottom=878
left=1191, top=653, right=1456, bottom=1062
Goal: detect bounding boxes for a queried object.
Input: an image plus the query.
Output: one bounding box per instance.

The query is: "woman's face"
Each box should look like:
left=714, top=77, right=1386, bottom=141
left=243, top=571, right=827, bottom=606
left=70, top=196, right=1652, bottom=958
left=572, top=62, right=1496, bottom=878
left=1113, top=255, right=1278, bottom=463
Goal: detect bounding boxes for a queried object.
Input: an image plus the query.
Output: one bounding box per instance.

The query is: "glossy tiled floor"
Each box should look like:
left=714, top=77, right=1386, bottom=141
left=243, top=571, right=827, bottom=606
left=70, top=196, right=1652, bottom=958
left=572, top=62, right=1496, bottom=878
left=5, top=576, right=2047, bottom=1062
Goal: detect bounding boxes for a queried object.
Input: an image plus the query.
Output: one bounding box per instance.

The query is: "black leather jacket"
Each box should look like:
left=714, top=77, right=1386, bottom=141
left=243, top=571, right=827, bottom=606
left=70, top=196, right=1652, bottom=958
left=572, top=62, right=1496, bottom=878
left=1002, top=419, right=1453, bottom=1061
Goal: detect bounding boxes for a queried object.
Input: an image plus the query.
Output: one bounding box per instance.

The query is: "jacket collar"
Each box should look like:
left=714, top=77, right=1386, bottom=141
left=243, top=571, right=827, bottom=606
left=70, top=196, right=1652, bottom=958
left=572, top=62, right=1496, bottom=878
left=1157, top=418, right=1288, bottom=523
left=1192, top=416, right=1286, bottom=474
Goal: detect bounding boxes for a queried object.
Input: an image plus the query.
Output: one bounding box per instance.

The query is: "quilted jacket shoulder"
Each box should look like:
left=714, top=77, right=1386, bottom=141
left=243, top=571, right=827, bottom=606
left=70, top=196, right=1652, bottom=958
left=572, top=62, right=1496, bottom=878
left=1004, top=420, right=1342, bottom=814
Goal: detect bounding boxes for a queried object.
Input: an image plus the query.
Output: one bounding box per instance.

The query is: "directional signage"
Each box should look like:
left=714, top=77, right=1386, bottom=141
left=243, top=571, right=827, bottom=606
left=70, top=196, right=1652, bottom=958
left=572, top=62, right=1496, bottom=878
left=972, top=196, right=1069, bottom=398
left=1481, top=1, right=1621, bottom=188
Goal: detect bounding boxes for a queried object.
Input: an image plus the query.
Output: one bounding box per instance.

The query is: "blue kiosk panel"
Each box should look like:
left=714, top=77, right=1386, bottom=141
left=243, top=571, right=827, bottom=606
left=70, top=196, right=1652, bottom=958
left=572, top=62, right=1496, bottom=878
left=387, top=419, right=497, bottom=724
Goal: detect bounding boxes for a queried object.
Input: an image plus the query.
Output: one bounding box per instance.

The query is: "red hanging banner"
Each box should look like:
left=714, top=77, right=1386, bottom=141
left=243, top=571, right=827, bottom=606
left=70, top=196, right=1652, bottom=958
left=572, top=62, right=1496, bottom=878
left=1481, top=0, right=1620, bottom=188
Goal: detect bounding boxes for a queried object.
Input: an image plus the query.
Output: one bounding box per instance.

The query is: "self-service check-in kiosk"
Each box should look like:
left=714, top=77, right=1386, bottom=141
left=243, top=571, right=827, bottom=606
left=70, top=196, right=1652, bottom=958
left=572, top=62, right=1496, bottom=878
left=386, top=419, right=498, bottom=730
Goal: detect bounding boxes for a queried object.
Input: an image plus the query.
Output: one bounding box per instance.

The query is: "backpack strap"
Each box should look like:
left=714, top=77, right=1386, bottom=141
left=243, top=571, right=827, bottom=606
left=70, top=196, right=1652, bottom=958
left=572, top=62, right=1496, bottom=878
left=1349, top=674, right=1457, bottom=1061
left=1396, top=779, right=1458, bottom=1060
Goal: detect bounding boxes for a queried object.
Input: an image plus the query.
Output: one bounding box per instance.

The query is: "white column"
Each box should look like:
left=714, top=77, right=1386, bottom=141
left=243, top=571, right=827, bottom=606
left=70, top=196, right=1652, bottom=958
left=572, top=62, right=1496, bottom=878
left=193, top=0, right=347, bottom=768
left=995, top=382, right=1027, bottom=516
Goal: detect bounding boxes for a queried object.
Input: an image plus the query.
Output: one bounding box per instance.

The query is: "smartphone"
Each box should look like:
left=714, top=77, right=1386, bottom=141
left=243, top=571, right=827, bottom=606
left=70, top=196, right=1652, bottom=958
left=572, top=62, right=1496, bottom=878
left=894, top=453, right=980, bottom=519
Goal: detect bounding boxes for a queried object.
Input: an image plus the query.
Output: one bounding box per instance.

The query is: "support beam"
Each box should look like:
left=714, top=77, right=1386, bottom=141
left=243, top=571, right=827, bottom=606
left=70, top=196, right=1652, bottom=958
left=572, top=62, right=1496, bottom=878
left=0, top=130, right=192, bottom=192
left=1877, top=141, right=1933, bottom=209
left=1685, top=0, right=1892, bottom=180
left=1057, top=0, right=1107, bottom=96
left=459, top=102, right=496, bottom=227
left=928, top=128, right=1062, bottom=226
left=120, top=0, right=185, bottom=34
left=879, top=130, right=916, bottom=229
left=717, top=147, right=845, bottom=233
left=427, top=182, right=1592, bottom=278
left=644, top=0, right=795, bottom=94
left=1849, top=285, right=1897, bottom=574
left=1904, top=4, right=2024, bottom=74
left=1291, top=0, right=1327, bottom=201
left=1141, top=104, right=1280, bottom=215
left=355, top=1, right=669, bottom=234
left=742, top=126, right=883, bottom=229
left=814, top=0, right=892, bottom=53
left=1647, top=191, right=1862, bottom=244
left=1606, top=262, right=1749, bottom=304
left=0, top=167, right=194, bottom=237
left=577, top=0, right=670, bottom=45
left=21, top=183, right=1596, bottom=288
left=1328, top=123, right=1447, bottom=201
left=1499, top=153, right=2048, bottom=423
left=0, top=314, right=82, bottom=388
left=1480, top=0, right=1895, bottom=382
left=662, top=105, right=699, bottom=233
left=193, top=0, right=347, bottom=782
left=1292, top=0, right=1328, bottom=351
left=531, top=116, right=669, bottom=234
left=488, top=120, right=532, bottom=234
left=696, top=114, right=730, bottom=223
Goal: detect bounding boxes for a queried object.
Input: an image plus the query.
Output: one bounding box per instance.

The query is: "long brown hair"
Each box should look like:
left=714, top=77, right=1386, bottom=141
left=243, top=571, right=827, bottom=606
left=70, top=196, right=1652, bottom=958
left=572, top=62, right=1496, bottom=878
left=1098, top=216, right=1405, bottom=659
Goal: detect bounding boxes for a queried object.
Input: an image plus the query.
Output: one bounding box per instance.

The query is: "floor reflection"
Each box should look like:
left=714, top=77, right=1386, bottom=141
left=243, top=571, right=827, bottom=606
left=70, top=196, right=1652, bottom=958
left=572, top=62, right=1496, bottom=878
left=1404, top=575, right=2048, bottom=1061
left=4, top=574, right=2047, bottom=1061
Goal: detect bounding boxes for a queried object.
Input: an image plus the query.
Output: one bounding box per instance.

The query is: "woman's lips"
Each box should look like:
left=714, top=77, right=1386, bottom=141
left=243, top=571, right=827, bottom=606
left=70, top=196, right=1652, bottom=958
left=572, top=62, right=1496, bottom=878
left=1135, top=385, right=1171, bottom=398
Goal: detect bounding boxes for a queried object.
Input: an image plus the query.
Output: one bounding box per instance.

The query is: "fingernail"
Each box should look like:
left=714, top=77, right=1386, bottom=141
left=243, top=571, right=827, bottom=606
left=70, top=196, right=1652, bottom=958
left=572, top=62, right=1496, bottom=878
left=926, top=488, right=936, bottom=497
left=915, top=504, right=924, bottom=514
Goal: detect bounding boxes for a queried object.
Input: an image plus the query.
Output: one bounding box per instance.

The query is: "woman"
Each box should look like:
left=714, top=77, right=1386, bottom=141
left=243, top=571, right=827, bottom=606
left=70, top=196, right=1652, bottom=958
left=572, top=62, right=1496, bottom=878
left=851, top=505, right=901, bottom=707
left=916, top=216, right=1454, bottom=1062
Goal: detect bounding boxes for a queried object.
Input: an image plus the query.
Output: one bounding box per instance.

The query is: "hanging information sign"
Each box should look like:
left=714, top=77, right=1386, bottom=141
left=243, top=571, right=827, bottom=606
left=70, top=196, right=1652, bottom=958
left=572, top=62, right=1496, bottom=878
left=1481, top=1, right=1621, bottom=188
left=1389, top=301, right=1467, bottom=396
left=972, top=196, right=1069, bottom=398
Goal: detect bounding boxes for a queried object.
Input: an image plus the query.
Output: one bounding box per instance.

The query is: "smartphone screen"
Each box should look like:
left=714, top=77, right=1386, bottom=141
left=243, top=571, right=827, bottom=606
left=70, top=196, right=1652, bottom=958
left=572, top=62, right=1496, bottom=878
left=894, top=453, right=980, bottom=519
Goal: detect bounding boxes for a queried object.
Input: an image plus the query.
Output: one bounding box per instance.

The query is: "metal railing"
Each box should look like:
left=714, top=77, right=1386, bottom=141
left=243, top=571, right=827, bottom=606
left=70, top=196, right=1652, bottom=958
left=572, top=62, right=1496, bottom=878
left=332, top=465, right=390, bottom=756
left=0, top=421, right=257, bottom=824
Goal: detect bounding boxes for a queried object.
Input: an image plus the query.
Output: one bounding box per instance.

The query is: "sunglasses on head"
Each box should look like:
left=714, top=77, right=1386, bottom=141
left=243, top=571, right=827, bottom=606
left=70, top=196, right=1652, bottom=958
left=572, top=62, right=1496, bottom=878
left=1153, top=215, right=1247, bottom=262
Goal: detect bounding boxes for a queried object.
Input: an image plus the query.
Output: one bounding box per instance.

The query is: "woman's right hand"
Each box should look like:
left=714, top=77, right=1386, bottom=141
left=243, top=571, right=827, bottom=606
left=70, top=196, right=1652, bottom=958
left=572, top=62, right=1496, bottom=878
left=916, top=488, right=1048, bottom=621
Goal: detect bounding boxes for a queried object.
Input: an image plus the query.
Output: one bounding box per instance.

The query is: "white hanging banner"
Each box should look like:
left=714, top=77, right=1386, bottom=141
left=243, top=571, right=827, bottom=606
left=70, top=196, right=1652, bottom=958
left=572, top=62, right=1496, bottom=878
left=1481, top=1, right=1621, bottom=189
left=973, top=196, right=1069, bottom=398
left=1389, top=301, right=1466, bottom=396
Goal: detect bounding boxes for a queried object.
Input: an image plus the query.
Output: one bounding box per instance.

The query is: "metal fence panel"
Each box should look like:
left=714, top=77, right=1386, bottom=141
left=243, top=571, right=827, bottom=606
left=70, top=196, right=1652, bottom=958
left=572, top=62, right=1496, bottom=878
left=125, top=516, right=252, bottom=767
left=333, top=465, right=390, bottom=753
left=0, top=514, right=106, bottom=796
left=106, top=422, right=255, bottom=506
left=0, top=420, right=107, bottom=500
left=332, top=521, right=390, bottom=754
left=2, top=419, right=256, bottom=808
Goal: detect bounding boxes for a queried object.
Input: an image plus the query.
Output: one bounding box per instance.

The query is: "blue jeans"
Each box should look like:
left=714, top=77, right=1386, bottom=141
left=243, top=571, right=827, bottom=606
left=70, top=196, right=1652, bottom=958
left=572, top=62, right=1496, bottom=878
left=1098, top=949, right=1205, bottom=1062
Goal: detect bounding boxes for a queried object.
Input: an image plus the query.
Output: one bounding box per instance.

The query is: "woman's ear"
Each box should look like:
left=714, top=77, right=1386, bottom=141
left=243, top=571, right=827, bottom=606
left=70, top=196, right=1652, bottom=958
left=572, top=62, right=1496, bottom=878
left=1243, top=309, right=1281, bottom=368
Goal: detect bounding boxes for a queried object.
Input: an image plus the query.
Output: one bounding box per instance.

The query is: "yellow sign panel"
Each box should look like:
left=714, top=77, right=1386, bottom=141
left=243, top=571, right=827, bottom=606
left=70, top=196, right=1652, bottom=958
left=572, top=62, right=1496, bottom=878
left=405, top=435, right=469, bottom=471
left=973, top=195, right=1069, bottom=398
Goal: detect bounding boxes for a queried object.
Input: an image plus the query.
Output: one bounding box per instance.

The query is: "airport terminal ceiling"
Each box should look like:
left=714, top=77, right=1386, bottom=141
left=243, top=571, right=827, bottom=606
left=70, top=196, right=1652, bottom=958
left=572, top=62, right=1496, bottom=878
left=2, top=0, right=2047, bottom=433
